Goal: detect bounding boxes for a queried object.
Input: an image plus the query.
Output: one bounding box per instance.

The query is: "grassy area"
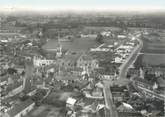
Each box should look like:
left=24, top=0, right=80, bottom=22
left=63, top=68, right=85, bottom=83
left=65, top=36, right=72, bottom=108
left=134, top=54, right=165, bottom=68
left=42, top=37, right=99, bottom=52
left=142, top=54, right=165, bottom=66
left=141, top=37, right=165, bottom=53
left=25, top=105, right=64, bottom=117
left=42, top=26, right=123, bottom=52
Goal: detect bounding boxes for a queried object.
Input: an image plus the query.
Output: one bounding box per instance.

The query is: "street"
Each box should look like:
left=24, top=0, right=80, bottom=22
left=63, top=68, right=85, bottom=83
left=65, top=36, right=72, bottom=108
left=119, top=38, right=143, bottom=79
left=103, top=37, right=143, bottom=117
left=103, top=84, right=118, bottom=117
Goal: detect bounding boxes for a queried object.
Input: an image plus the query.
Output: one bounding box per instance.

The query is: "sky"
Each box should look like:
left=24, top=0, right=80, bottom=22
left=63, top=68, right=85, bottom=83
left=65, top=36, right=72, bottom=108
left=0, top=0, right=165, bottom=11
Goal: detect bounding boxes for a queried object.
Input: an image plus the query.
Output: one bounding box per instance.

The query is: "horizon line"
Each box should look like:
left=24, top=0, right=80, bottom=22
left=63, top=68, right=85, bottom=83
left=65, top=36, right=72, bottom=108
left=0, top=6, right=165, bottom=13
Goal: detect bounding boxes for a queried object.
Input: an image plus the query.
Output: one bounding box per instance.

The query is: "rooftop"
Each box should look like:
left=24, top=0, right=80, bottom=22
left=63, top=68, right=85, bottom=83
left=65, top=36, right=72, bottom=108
left=7, top=99, right=34, bottom=117
left=80, top=53, right=93, bottom=61
left=62, top=52, right=81, bottom=63
left=133, top=77, right=154, bottom=86
left=66, top=97, right=77, bottom=105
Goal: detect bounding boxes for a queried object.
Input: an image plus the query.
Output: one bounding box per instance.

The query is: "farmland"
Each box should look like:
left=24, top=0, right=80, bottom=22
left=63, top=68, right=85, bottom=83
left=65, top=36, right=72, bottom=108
left=141, top=32, right=165, bottom=54
left=134, top=54, right=165, bottom=68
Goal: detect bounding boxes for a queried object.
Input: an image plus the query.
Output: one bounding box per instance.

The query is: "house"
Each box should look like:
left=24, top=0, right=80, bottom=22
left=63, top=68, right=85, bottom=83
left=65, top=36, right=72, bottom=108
left=118, top=103, right=143, bottom=117
left=8, top=84, right=24, bottom=97
left=56, top=74, right=79, bottom=81
left=157, top=77, right=165, bottom=90
left=133, top=77, right=153, bottom=90
left=90, top=47, right=110, bottom=52
left=111, top=86, right=128, bottom=102
left=1, top=78, right=23, bottom=99
left=59, top=35, right=74, bottom=42
left=101, top=31, right=112, bottom=37
left=4, top=99, right=35, bottom=117
left=0, top=76, right=8, bottom=86
left=59, top=53, right=81, bottom=69
left=33, top=56, right=56, bottom=67
left=114, top=56, right=123, bottom=64
left=59, top=52, right=98, bottom=76
left=94, top=68, right=117, bottom=80
left=82, top=102, right=98, bottom=113
left=117, top=103, right=134, bottom=112
left=80, top=34, right=97, bottom=38
left=143, top=67, right=165, bottom=77
left=67, top=67, right=83, bottom=76
left=117, top=35, right=127, bottom=39
left=66, top=97, right=77, bottom=110
left=91, top=87, right=103, bottom=97
left=66, top=97, right=77, bottom=106
left=77, top=53, right=99, bottom=73
left=127, top=68, right=140, bottom=76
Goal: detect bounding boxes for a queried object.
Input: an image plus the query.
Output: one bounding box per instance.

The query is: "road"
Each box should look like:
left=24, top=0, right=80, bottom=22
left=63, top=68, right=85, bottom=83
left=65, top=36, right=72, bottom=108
left=119, top=38, right=143, bottom=79
left=103, top=84, right=118, bottom=117
left=104, top=32, right=165, bottom=117
left=103, top=37, right=143, bottom=117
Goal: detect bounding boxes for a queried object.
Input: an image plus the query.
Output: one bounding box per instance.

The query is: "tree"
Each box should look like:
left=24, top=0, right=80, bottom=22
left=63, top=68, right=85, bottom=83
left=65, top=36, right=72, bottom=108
left=96, top=33, right=104, bottom=44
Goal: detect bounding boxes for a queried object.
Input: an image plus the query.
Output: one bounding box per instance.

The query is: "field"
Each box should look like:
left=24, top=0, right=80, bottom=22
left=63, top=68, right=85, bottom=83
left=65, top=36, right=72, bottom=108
left=136, top=32, right=165, bottom=67
left=134, top=54, right=165, bottom=68
left=25, top=105, right=64, bottom=117
left=42, top=37, right=100, bottom=52
left=43, top=26, right=123, bottom=52
left=143, top=54, right=165, bottom=66
left=141, top=36, right=165, bottom=54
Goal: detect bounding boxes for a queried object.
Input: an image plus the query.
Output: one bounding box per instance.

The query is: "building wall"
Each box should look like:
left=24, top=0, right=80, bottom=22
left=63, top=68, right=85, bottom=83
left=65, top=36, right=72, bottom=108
left=33, top=57, right=55, bottom=67
left=60, top=59, right=76, bottom=69
left=77, top=59, right=98, bottom=72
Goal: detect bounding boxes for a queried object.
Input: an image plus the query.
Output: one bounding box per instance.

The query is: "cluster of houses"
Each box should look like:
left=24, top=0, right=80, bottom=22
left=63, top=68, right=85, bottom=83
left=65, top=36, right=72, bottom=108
left=2, top=99, right=35, bottom=117
left=33, top=56, right=56, bottom=67
left=113, top=41, right=135, bottom=64
left=65, top=81, right=105, bottom=117
left=33, top=51, right=99, bottom=78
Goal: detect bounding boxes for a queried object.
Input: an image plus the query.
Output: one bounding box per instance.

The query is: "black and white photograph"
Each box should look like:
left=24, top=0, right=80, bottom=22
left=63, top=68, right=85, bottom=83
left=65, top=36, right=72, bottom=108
left=0, top=0, right=165, bottom=117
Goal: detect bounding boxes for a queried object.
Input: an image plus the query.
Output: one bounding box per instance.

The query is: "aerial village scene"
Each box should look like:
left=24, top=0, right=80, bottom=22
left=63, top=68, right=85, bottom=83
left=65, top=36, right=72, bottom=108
left=0, top=1, right=165, bottom=117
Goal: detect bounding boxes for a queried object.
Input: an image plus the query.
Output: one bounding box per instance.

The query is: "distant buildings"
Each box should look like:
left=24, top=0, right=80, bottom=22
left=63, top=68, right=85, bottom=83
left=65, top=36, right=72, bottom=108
left=80, top=34, right=97, bottom=38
